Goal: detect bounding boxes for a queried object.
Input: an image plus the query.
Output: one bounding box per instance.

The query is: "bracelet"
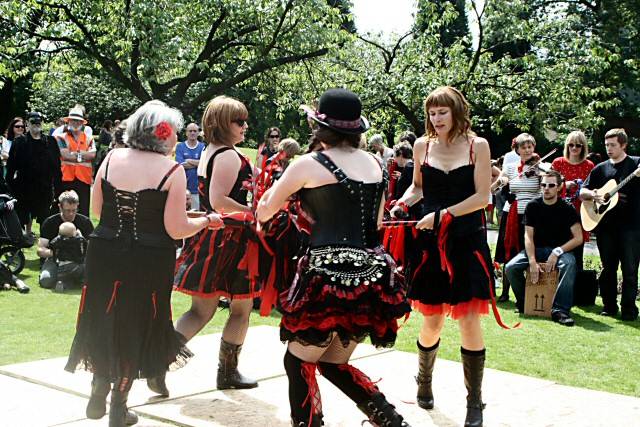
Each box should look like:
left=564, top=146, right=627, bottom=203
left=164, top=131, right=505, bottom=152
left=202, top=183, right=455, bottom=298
left=552, top=247, right=564, bottom=257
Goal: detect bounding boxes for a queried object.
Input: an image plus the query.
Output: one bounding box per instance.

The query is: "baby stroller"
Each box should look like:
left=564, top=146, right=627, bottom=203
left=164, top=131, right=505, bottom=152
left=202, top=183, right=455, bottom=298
left=0, top=194, right=30, bottom=275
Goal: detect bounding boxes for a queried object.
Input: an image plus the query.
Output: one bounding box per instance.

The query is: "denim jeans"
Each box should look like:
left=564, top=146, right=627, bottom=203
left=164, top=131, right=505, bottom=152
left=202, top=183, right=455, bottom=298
left=596, top=228, right=640, bottom=317
left=505, top=248, right=576, bottom=314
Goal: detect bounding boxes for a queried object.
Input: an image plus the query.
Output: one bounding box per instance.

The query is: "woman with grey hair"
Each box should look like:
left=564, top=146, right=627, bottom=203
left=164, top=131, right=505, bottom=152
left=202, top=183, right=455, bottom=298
left=65, top=100, right=223, bottom=427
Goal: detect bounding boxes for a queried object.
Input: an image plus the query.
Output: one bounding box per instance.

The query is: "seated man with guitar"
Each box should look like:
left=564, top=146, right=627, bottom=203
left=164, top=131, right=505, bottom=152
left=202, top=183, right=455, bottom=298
left=505, top=170, right=583, bottom=326
left=580, top=128, right=640, bottom=321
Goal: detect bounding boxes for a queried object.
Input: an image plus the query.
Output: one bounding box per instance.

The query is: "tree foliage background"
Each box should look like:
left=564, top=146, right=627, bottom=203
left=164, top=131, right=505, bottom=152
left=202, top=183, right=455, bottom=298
left=1, top=0, right=638, bottom=153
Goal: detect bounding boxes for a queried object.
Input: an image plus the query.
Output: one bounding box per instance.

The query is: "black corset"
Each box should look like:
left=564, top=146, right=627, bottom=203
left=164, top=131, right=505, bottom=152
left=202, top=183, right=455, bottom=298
left=300, top=152, right=387, bottom=249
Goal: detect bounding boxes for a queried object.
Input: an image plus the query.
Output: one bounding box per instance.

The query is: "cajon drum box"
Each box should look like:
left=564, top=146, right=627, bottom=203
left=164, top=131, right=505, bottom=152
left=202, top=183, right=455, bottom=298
left=524, top=263, right=558, bottom=318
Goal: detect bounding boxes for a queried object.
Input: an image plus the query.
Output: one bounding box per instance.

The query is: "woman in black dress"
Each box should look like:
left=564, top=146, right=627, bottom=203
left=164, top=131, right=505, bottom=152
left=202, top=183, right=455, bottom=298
left=65, top=100, right=222, bottom=427
left=173, top=96, right=261, bottom=391
left=391, top=87, right=493, bottom=427
left=257, top=89, right=411, bottom=427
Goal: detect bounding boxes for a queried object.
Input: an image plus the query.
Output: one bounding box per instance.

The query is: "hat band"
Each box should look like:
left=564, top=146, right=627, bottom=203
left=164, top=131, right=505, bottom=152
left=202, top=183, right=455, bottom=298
left=316, top=112, right=362, bottom=129
left=68, top=114, right=84, bottom=120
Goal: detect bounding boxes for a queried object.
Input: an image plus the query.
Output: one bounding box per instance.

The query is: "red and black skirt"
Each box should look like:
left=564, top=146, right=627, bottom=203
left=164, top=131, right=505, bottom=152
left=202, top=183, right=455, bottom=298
left=174, top=225, right=262, bottom=300
left=406, top=214, right=494, bottom=319
left=279, top=245, right=411, bottom=348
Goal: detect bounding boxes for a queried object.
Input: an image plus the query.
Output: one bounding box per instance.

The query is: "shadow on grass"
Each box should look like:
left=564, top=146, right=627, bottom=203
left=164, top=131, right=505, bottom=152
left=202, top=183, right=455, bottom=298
left=571, top=311, right=613, bottom=332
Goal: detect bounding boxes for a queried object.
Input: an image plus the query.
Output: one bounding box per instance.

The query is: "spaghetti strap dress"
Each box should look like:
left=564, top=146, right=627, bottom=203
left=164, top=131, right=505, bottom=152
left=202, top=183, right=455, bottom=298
left=174, top=147, right=262, bottom=300
left=65, top=157, right=192, bottom=380
left=406, top=140, right=493, bottom=319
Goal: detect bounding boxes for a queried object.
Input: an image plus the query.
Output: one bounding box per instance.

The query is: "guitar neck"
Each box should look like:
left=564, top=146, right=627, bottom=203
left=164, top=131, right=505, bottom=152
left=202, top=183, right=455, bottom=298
left=608, top=167, right=640, bottom=197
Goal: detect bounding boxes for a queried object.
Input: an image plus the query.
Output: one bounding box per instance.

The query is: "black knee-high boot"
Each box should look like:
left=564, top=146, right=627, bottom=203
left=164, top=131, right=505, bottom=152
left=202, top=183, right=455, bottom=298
left=109, top=379, right=138, bottom=427
left=86, top=374, right=110, bottom=419
left=284, top=351, right=323, bottom=427
left=416, top=340, right=439, bottom=410
left=461, top=348, right=486, bottom=427
left=318, top=362, right=410, bottom=427
left=86, top=375, right=138, bottom=425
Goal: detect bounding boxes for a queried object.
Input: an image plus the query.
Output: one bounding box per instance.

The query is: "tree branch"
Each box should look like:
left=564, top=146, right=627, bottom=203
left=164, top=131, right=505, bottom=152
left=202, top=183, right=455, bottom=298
left=183, top=48, right=330, bottom=114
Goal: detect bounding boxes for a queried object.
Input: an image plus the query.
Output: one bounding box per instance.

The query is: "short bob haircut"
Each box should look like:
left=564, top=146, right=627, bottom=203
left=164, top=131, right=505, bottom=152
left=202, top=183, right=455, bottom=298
left=201, top=96, right=248, bottom=147
left=513, top=133, right=536, bottom=152
left=310, top=125, right=361, bottom=149
left=125, top=100, right=183, bottom=155
left=563, top=130, right=589, bottom=161
left=424, top=86, right=474, bottom=143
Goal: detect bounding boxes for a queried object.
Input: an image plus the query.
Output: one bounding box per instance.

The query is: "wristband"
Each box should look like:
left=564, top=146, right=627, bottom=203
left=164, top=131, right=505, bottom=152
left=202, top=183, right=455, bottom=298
left=552, top=247, right=563, bottom=257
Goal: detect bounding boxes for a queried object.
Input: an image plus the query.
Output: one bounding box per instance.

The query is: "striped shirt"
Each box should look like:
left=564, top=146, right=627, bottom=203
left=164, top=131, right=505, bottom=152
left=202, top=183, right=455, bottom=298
left=505, top=163, right=541, bottom=214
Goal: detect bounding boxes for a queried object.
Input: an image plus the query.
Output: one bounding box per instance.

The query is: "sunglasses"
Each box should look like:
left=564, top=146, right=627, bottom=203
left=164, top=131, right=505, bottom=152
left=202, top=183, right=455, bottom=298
left=567, top=143, right=583, bottom=149
left=14, top=124, right=25, bottom=129
left=540, top=183, right=558, bottom=188
left=232, top=119, right=247, bottom=127
left=268, top=134, right=280, bottom=139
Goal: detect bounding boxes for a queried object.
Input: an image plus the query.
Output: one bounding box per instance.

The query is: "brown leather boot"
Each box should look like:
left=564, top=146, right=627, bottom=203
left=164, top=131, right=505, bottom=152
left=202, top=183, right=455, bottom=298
left=416, top=340, right=438, bottom=410
left=216, top=338, right=258, bottom=389
left=462, top=348, right=486, bottom=427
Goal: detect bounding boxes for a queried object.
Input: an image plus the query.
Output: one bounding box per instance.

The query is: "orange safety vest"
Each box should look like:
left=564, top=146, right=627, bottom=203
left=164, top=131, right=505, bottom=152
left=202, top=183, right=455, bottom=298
left=60, top=132, right=93, bottom=185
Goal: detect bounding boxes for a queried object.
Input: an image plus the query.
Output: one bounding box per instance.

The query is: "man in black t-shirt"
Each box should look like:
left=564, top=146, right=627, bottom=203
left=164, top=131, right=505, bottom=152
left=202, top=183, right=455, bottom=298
left=580, top=128, right=640, bottom=321
left=506, top=170, right=583, bottom=326
left=37, top=190, right=94, bottom=290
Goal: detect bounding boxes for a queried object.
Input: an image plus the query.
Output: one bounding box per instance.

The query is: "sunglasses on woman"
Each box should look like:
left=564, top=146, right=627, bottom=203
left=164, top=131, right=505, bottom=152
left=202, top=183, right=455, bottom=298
left=14, top=124, right=25, bottom=129
left=232, top=119, right=247, bottom=127
left=268, top=134, right=280, bottom=139
left=567, top=143, right=583, bottom=149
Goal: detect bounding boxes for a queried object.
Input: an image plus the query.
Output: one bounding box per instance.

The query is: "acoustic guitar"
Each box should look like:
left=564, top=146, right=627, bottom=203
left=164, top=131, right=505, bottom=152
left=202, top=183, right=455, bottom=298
left=580, top=165, right=640, bottom=231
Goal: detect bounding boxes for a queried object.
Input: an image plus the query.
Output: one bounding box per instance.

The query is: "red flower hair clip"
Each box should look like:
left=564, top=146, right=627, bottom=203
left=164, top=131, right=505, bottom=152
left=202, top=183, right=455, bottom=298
left=154, top=121, right=173, bottom=140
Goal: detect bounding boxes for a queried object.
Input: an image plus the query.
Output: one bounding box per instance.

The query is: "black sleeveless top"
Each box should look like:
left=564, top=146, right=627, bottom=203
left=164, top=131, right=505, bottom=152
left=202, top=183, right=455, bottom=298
left=300, top=152, right=386, bottom=248
left=420, top=140, right=484, bottom=235
left=91, top=154, right=180, bottom=248
left=198, top=147, right=253, bottom=213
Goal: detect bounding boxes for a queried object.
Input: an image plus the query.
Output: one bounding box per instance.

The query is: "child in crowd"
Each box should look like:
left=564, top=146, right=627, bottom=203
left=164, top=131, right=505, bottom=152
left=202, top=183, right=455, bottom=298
left=49, top=222, right=86, bottom=291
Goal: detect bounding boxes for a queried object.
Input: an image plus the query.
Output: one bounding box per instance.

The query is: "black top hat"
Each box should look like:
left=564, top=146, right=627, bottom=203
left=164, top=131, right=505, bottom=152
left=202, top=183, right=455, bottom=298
left=302, top=88, right=369, bottom=135
left=27, top=111, right=43, bottom=124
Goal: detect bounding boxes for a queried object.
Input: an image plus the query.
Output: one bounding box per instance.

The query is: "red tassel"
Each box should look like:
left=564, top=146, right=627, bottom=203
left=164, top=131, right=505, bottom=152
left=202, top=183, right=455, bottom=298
left=76, top=285, right=87, bottom=329
left=301, top=362, right=322, bottom=426
left=151, top=291, right=158, bottom=320
left=337, top=364, right=380, bottom=394
left=412, top=250, right=429, bottom=282
left=503, top=201, right=521, bottom=261
left=259, top=259, right=278, bottom=316
left=474, top=250, right=521, bottom=330
left=106, top=281, right=122, bottom=313
left=437, top=212, right=454, bottom=282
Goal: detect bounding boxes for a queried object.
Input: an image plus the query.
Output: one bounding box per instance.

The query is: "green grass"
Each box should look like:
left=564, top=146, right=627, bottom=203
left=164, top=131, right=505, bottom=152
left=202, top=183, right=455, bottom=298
left=3, top=243, right=639, bottom=397
left=2, top=156, right=639, bottom=398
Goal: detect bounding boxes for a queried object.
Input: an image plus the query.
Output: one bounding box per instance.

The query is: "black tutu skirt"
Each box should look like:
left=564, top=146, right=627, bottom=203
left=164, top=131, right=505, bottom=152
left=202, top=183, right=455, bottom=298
left=406, top=218, right=494, bottom=319
left=279, top=245, right=411, bottom=348
left=174, top=225, right=261, bottom=300
left=65, top=238, right=192, bottom=380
